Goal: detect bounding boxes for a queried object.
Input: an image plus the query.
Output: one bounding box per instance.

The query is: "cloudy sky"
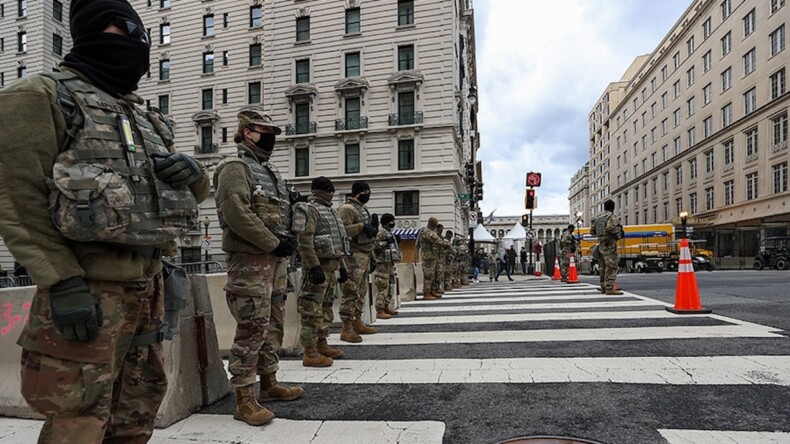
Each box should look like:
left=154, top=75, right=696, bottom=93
left=474, top=0, right=692, bottom=220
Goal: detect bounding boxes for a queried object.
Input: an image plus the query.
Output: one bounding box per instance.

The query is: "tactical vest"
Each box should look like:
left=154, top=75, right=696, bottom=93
left=229, top=149, right=292, bottom=239
left=376, top=229, right=403, bottom=264
left=348, top=200, right=374, bottom=244
left=418, top=228, right=437, bottom=259
left=46, top=71, right=197, bottom=246
left=297, top=199, right=350, bottom=259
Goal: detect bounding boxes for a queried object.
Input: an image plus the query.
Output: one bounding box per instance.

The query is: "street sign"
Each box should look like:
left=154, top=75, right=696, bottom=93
left=526, top=229, right=537, bottom=240
left=458, top=193, right=470, bottom=201
left=526, top=172, right=542, bottom=187
left=469, top=212, right=478, bottom=228
left=686, top=227, right=694, bottom=233
left=202, top=238, right=212, bottom=253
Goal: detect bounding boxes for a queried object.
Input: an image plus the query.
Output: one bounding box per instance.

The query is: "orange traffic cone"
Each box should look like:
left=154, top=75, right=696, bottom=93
left=567, top=253, right=579, bottom=283
left=553, top=257, right=561, bottom=280
left=666, top=239, right=711, bottom=314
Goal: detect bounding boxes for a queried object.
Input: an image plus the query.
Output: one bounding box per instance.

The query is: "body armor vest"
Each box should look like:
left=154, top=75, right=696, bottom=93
left=594, top=212, right=612, bottom=239
left=304, top=198, right=350, bottom=259
left=375, top=229, right=403, bottom=264
left=349, top=201, right=374, bottom=245
left=238, top=150, right=292, bottom=239
left=46, top=71, right=197, bottom=246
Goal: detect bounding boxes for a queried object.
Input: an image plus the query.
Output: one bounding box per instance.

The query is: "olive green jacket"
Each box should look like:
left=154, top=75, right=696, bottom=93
left=337, top=200, right=374, bottom=254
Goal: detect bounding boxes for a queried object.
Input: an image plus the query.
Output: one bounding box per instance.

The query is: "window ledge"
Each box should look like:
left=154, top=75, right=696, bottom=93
left=295, top=39, right=311, bottom=45
left=344, top=32, right=362, bottom=38
left=158, top=43, right=171, bottom=48
left=158, top=79, right=171, bottom=84
left=248, top=65, right=263, bottom=70
left=201, top=72, right=215, bottom=77
left=248, top=25, right=263, bottom=31
left=396, top=24, right=415, bottom=30
left=201, top=35, right=215, bottom=40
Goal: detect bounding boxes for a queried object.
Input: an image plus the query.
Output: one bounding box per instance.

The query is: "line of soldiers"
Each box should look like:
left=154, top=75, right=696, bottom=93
left=417, top=218, right=471, bottom=300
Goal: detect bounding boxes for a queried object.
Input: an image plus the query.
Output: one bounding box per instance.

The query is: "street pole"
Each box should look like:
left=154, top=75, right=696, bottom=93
left=527, top=210, right=534, bottom=275
left=203, top=216, right=210, bottom=274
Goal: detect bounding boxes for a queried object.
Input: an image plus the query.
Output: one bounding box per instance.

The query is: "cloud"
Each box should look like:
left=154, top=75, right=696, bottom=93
left=474, top=0, right=690, bottom=218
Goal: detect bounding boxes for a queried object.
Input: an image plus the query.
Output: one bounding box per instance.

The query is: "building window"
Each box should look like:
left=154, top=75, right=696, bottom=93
left=703, top=116, right=713, bottom=138
left=345, top=52, right=360, bottom=77
left=661, top=92, right=667, bottom=109
left=774, top=162, right=789, bottom=193
left=673, top=80, right=681, bottom=98
left=398, top=0, right=414, bottom=26
left=743, top=8, right=755, bottom=37
left=222, top=127, right=228, bottom=144
left=676, top=166, right=683, bottom=185
left=398, top=139, right=415, bottom=170
left=394, top=191, right=419, bottom=216
left=0, top=38, right=4, bottom=52
left=250, top=6, right=262, bottom=28
left=705, top=187, right=714, bottom=210
left=203, top=52, right=214, bottom=74
left=296, top=17, right=310, bottom=42
left=673, top=108, right=681, bottom=127
left=53, top=0, right=62, bottom=21
left=746, top=172, right=758, bottom=200
left=744, top=87, right=757, bottom=115
left=17, top=0, right=25, bottom=17
left=687, top=96, right=695, bottom=117
left=721, top=0, right=731, bottom=19
left=249, top=44, right=261, bottom=66
left=721, top=31, right=731, bottom=56
left=223, top=13, right=228, bottom=28
left=674, top=136, right=682, bottom=155
left=673, top=51, right=681, bottom=70
left=770, top=25, right=786, bottom=57
left=663, top=202, right=669, bottom=220
left=345, top=8, right=360, bottom=34
left=703, top=17, right=712, bottom=39
left=661, top=65, right=668, bottom=81
left=200, top=126, right=212, bottom=153
left=772, top=0, right=785, bottom=14
left=345, top=97, right=361, bottom=128
left=743, top=48, right=756, bottom=76
left=723, top=139, right=734, bottom=165
left=295, top=147, right=309, bottom=177
left=721, top=102, right=733, bottom=127
left=705, top=150, right=715, bottom=173
left=201, top=89, right=213, bottom=110
left=295, top=103, right=310, bottom=134
left=690, top=193, right=697, bottom=213
left=746, top=128, right=758, bottom=156
left=702, top=50, right=712, bottom=73
left=221, top=88, right=228, bottom=104
left=248, top=81, right=261, bottom=104
left=160, top=0, right=170, bottom=8
left=662, top=119, right=668, bottom=135
left=159, top=59, right=170, bottom=81
left=675, top=197, right=683, bottom=216
left=160, top=23, right=171, bottom=45
left=397, top=91, right=416, bottom=124
left=689, top=158, right=698, bottom=180
left=222, top=51, right=228, bottom=66
left=0, top=73, right=4, bottom=87
left=703, top=83, right=712, bottom=105
left=398, top=44, right=414, bottom=71
left=345, top=143, right=360, bottom=174
left=295, top=59, right=310, bottom=83
left=771, top=68, right=786, bottom=100
left=773, top=113, right=788, bottom=147
left=17, top=32, right=26, bottom=52
left=724, top=180, right=734, bottom=205
left=687, top=36, right=695, bottom=55
left=661, top=144, right=668, bottom=161
left=157, top=95, right=169, bottom=115
left=203, top=14, right=215, bottom=37
left=52, top=34, right=62, bottom=56
left=721, top=67, right=732, bottom=91
left=663, top=172, right=669, bottom=190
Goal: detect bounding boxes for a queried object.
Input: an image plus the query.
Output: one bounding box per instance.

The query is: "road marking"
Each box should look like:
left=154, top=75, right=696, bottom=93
left=378, top=310, right=708, bottom=326
left=658, top=429, right=790, bottom=443
left=278, top=356, right=790, bottom=386
left=328, top=324, right=782, bottom=346
left=398, top=300, right=661, bottom=313
left=407, top=293, right=637, bottom=305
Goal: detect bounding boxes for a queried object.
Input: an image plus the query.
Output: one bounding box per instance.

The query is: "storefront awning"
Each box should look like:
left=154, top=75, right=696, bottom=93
left=392, top=228, right=420, bottom=240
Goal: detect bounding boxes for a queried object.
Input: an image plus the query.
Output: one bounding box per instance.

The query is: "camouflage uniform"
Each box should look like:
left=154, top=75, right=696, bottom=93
left=337, top=200, right=375, bottom=321
left=592, top=211, right=622, bottom=291
left=488, top=252, right=497, bottom=281
left=418, top=227, right=443, bottom=295
left=258, top=258, right=287, bottom=369
left=560, top=229, right=575, bottom=279
left=458, top=243, right=470, bottom=285
left=1, top=69, right=209, bottom=442
left=373, top=227, right=401, bottom=310
left=443, top=243, right=455, bottom=289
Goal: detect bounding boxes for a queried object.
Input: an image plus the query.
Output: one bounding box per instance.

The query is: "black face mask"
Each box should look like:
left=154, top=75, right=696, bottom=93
left=62, top=33, right=150, bottom=97
left=357, top=193, right=371, bottom=204
left=387, top=223, right=396, bottom=229
left=254, top=132, right=276, bottom=152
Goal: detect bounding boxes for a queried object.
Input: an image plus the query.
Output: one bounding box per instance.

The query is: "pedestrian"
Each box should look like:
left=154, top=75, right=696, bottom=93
left=471, top=250, right=481, bottom=283
left=520, top=247, right=527, bottom=274
left=214, top=106, right=304, bottom=425
left=560, top=224, right=576, bottom=282
left=293, top=177, right=350, bottom=358
left=592, top=199, right=624, bottom=295
left=458, top=239, right=471, bottom=285
left=534, top=242, right=543, bottom=262
left=496, top=252, right=515, bottom=281
left=418, top=218, right=443, bottom=299
left=433, top=224, right=450, bottom=297
left=488, top=250, right=497, bottom=282
left=507, top=246, right=517, bottom=275
left=373, top=214, right=401, bottom=319
left=0, top=1, right=210, bottom=440
left=338, top=181, right=378, bottom=342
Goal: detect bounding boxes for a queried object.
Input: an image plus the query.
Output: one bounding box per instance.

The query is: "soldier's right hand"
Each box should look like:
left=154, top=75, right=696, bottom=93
left=273, top=237, right=298, bottom=257
left=49, top=277, right=103, bottom=342
left=363, top=223, right=378, bottom=237
left=308, top=266, right=325, bottom=284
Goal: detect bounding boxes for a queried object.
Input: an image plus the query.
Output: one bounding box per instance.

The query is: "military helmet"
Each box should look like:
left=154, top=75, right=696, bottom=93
left=237, top=106, right=282, bottom=135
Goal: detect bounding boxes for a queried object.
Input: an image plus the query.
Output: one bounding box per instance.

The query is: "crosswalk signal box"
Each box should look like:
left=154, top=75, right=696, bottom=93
left=525, top=189, right=537, bottom=210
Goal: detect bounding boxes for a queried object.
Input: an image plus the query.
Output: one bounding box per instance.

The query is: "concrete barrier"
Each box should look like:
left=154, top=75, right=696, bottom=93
left=396, top=264, right=416, bottom=302
left=0, top=286, right=42, bottom=420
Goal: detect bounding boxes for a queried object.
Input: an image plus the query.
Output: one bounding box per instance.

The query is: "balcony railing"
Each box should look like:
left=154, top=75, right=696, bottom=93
left=194, top=143, right=218, bottom=154
left=746, top=152, right=759, bottom=164
left=285, top=122, right=317, bottom=135
left=772, top=140, right=788, bottom=153
left=389, top=111, right=423, bottom=126
left=335, top=116, right=369, bottom=131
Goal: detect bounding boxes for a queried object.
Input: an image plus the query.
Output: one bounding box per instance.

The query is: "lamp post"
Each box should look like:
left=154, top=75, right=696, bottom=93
left=679, top=211, right=688, bottom=239
left=575, top=211, right=584, bottom=259
left=202, top=216, right=211, bottom=273
left=467, top=85, right=478, bottom=256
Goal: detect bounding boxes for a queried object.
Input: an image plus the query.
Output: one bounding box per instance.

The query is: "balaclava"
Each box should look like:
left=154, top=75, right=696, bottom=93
left=311, top=176, right=335, bottom=204
left=351, top=180, right=371, bottom=204
left=63, top=0, right=150, bottom=97
left=381, top=213, right=395, bottom=229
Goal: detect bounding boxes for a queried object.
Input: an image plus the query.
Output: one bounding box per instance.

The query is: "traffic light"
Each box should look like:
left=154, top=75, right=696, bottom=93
left=525, top=189, right=537, bottom=210
left=521, top=214, right=529, bottom=227
left=526, top=172, right=542, bottom=187
left=465, top=162, right=475, bottom=184
left=474, top=181, right=484, bottom=201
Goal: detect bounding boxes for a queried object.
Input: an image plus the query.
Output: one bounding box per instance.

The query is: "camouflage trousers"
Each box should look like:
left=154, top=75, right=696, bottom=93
left=488, top=261, right=496, bottom=281
left=298, top=260, right=340, bottom=348
left=339, top=251, right=370, bottom=321
left=560, top=249, right=571, bottom=279
left=444, top=265, right=454, bottom=288
left=224, top=252, right=276, bottom=388
left=599, top=249, right=619, bottom=290
left=19, top=276, right=166, bottom=444
left=256, top=258, right=287, bottom=376
left=373, top=265, right=395, bottom=309
left=434, top=260, right=445, bottom=292
left=422, top=258, right=437, bottom=294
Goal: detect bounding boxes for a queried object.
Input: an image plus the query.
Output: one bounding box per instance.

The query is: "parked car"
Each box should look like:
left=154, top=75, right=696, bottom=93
left=753, top=236, right=790, bottom=270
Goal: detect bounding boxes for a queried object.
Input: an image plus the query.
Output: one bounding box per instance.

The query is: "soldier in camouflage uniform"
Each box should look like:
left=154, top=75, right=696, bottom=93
left=433, top=225, right=449, bottom=296
left=0, top=2, right=211, bottom=441
left=373, top=214, right=402, bottom=319
left=559, top=224, right=576, bottom=282
left=457, top=239, right=471, bottom=285
left=293, top=177, right=349, bottom=362
left=418, top=218, right=443, bottom=300
left=591, top=199, right=624, bottom=295
left=214, top=107, right=303, bottom=426
left=443, top=231, right=456, bottom=290
left=338, top=181, right=379, bottom=342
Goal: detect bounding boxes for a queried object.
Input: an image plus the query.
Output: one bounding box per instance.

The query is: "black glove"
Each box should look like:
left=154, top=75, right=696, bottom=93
left=273, top=237, right=298, bottom=257
left=308, top=266, right=325, bottom=285
left=338, top=268, right=349, bottom=284
left=150, top=152, right=203, bottom=187
left=369, top=258, right=378, bottom=273
left=49, top=277, right=103, bottom=342
left=370, top=213, right=379, bottom=228
left=394, top=234, right=402, bottom=244
left=363, top=223, right=378, bottom=238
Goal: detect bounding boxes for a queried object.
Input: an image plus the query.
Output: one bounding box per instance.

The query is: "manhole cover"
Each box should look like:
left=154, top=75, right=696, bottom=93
left=499, top=436, right=606, bottom=444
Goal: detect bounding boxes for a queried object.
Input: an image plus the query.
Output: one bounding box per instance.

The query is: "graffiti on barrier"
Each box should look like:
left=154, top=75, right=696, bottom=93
left=1, top=301, right=31, bottom=336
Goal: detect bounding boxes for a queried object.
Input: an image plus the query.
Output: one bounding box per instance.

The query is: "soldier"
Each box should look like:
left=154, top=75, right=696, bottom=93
left=214, top=107, right=304, bottom=425
left=293, top=177, right=349, bottom=361
left=443, top=230, right=456, bottom=291
left=418, top=218, right=443, bottom=300
left=373, top=214, right=402, bottom=319
left=458, top=239, right=471, bottom=285
left=592, top=199, right=624, bottom=295
left=433, top=224, right=449, bottom=297
left=488, top=250, right=498, bottom=282
left=338, top=181, right=379, bottom=342
left=0, top=1, right=210, bottom=441
left=559, top=224, right=576, bottom=282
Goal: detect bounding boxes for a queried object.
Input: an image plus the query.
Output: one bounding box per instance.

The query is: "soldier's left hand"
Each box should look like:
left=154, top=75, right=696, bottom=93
left=394, top=234, right=402, bottom=244
left=338, top=268, right=349, bottom=283
left=151, top=153, right=203, bottom=187
left=369, top=258, right=377, bottom=273
left=370, top=213, right=379, bottom=228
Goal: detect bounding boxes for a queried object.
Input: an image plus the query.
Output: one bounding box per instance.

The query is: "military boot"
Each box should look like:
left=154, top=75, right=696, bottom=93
left=605, top=289, right=624, bottom=295
left=316, top=337, right=344, bottom=359
left=234, top=385, right=275, bottom=426
left=352, top=317, right=377, bottom=335
left=376, top=309, right=392, bottom=319
left=302, top=346, right=333, bottom=367
left=423, top=293, right=438, bottom=300
left=340, top=319, right=362, bottom=343
left=385, top=306, right=399, bottom=316
left=259, top=372, right=304, bottom=403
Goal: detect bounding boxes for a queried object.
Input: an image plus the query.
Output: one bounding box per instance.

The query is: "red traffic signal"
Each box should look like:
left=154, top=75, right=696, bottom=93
left=525, top=189, right=537, bottom=210
left=526, top=172, right=542, bottom=187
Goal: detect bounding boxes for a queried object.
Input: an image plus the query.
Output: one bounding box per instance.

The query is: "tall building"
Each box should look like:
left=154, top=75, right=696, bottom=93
left=586, top=0, right=789, bottom=265
left=569, top=162, right=590, bottom=227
